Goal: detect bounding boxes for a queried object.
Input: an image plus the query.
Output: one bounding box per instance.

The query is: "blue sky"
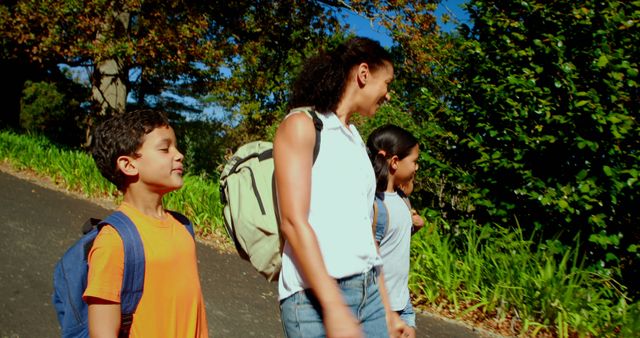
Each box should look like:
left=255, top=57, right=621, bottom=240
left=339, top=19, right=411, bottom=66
left=345, top=0, right=470, bottom=46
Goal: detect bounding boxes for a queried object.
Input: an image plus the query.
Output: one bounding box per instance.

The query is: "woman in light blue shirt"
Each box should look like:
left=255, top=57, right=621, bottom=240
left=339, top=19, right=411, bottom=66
left=274, top=37, right=406, bottom=338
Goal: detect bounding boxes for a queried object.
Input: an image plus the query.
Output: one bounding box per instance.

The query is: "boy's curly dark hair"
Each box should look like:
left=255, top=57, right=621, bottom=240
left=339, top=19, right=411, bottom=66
left=288, top=37, right=393, bottom=114
left=92, top=109, right=171, bottom=191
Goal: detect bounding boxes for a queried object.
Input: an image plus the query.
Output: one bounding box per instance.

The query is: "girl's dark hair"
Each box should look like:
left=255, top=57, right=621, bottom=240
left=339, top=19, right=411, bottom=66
left=92, top=109, right=171, bottom=191
left=288, top=37, right=392, bottom=113
left=366, top=124, right=418, bottom=194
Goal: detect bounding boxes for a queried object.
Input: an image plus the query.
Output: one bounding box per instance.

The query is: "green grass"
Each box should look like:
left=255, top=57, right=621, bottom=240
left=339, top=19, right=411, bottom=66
left=409, top=220, right=638, bottom=337
left=164, top=174, right=224, bottom=236
left=2, top=129, right=638, bottom=337
left=0, top=130, right=223, bottom=235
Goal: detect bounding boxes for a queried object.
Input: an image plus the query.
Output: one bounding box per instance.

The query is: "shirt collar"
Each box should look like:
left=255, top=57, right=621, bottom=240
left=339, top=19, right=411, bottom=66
left=319, top=112, right=357, bottom=136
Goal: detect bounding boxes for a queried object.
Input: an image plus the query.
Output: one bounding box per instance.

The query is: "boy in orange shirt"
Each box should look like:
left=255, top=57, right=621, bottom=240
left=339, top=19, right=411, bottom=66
left=83, top=110, right=209, bottom=337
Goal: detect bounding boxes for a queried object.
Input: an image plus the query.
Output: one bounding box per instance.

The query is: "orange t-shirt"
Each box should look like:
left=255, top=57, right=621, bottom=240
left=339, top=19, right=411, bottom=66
left=83, top=202, right=208, bottom=337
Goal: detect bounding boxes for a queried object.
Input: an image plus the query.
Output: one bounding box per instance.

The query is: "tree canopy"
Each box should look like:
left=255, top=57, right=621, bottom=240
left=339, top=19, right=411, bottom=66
left=0, top=1, right=346, bottom=122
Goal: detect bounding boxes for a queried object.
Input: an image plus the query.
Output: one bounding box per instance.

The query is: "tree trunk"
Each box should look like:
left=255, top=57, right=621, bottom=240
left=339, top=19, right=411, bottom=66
left=92, top=58, right=127, bottom=116
left=91, top=10, right=130, bottom=117
left=86, top=10, right=130, bottom=146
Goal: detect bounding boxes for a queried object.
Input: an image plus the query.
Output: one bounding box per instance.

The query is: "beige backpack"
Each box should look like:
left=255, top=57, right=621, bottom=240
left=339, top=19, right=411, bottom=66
left=219, top=107, right=322, bottom=281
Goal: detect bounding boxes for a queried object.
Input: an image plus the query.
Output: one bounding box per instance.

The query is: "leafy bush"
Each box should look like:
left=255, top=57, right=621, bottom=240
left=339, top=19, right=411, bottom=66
left=20, top=80, right=85, bottom=146
left=173, top=119, right=227, bottom=178
left=0, top=130, right=115, bottom=196
left=403, top=0, right=639, bottom=297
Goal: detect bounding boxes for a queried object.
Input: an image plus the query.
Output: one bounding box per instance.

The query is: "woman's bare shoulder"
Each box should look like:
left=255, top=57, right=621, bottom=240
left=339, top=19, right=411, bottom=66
left=276, top=111, right=316, bottom=142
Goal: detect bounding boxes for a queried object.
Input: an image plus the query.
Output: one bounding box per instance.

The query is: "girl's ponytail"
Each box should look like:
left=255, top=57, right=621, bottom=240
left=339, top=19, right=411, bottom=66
left=368, top=147, right=392, bottom=194
left=366, top=125, right=418, bottom=194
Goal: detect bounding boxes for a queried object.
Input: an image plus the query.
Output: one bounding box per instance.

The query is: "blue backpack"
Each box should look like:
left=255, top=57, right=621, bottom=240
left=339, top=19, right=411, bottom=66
left=52, top=210, right=194, bottom=338
left=372, top=192, right=412, bottom=243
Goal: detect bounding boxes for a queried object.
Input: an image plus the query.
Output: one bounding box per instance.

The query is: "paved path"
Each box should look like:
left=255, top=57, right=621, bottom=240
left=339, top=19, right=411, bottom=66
left=0, top=170, right=492, bottom=337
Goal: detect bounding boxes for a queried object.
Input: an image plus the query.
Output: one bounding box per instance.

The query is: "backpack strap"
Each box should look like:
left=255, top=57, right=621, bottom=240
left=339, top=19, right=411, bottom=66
left=289, top=106, right=323, bottom=163
left=307, top=109, right=323, bottom=163
left=398, top=189, right=412, bottom=210
left=99, top=211, right=145, bottom=336
left=167, top=210, right=195, bottom=239
left=372, top=195, right=390, bottom=243
left=371, top=201, right=379, bottom=239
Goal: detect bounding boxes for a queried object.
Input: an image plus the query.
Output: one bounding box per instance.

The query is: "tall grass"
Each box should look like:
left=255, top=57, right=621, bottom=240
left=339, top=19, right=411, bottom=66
left=164, top=174, right=224, bottom=236
left=0, top=130, right=223, bottom=234
left=410, top=221, right=638, bottom=337
left=0, top=131, right=117, bottom=197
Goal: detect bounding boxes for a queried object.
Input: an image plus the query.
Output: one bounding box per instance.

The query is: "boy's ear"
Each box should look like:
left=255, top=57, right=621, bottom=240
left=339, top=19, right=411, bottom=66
left=116, top=155, right=139, bottom=177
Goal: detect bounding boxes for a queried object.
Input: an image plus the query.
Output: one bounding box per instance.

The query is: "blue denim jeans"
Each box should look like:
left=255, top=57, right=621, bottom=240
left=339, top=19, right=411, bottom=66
left=280, top=268, right=388, bottom=338
left=397, top=296, right=416, bottom=328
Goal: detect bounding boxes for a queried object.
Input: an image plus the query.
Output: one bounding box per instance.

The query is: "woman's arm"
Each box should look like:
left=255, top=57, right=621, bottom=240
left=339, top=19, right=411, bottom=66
left=87, top=298, right=120, bottom=338
left=274, top=112, right=362, bottom=338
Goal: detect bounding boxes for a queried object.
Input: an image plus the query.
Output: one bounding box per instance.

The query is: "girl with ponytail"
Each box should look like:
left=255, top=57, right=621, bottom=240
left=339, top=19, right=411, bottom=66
left=367, top=124, right=424, bottom=338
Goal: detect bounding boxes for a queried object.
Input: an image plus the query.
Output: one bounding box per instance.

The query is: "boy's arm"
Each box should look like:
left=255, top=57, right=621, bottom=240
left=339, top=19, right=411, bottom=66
left=87, top=297, right=120, bottom=338
left=83, top=226, right=125, bottom=338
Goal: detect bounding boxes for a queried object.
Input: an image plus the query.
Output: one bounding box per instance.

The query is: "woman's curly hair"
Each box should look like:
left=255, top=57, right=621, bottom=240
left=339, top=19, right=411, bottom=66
left=288, top=37, right=392, bottom=114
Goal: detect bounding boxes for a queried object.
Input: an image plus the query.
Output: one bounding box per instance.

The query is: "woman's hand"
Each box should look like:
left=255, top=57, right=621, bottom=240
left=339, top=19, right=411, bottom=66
left=387, top=311, right=407, bottom=337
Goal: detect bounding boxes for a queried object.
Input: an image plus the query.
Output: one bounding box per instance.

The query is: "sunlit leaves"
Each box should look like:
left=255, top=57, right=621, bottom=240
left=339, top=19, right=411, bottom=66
left=404, top=0, right=639, bottom=299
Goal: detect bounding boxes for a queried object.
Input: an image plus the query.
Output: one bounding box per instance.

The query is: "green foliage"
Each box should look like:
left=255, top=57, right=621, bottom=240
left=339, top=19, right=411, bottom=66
left=20, top=80, right=85, bottom=145
left=357, top=99, right=421, bottom=137
left=172, top=119, right=227, bottom=177
left=0, top=0, right=355, bottom=141
left=408, top=0, right=639, bottom=296
left=1, top=0, right=220, bottom=95
left=163, top=174, right=223, bottom=237
left=20, top=81, right=66, bottom=130
left=410, top=221, right=637, bottom=337
left=210, top=12, right=348, bottom=150
left=0, top=130, right=115, bottom=197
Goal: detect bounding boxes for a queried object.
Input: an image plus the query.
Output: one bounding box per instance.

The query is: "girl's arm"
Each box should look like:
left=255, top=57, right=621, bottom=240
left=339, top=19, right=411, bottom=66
left=274, top=112, right=363, bottom=338
left=87, top=298, right=120, bottom=338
